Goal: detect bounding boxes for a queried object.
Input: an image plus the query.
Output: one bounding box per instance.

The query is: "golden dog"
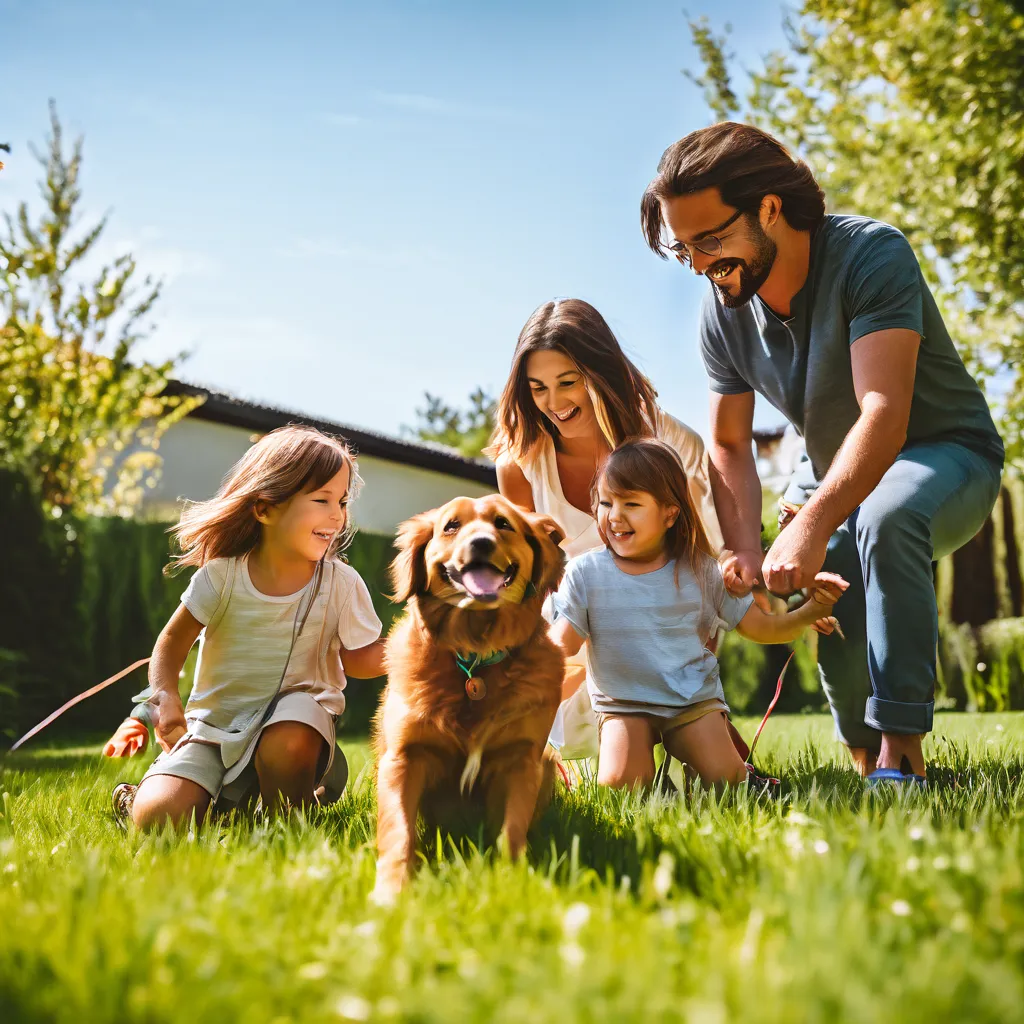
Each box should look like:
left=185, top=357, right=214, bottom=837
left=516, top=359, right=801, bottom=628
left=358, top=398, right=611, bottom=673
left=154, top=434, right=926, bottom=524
left=371, top=494, right=566, bottom=902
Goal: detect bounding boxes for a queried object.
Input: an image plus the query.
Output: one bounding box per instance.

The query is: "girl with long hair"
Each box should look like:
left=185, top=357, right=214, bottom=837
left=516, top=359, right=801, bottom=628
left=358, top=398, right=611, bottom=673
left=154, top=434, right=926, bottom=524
left=549, top=439, right=847, bottom=790
left=106, top=425, right=386, bottom=829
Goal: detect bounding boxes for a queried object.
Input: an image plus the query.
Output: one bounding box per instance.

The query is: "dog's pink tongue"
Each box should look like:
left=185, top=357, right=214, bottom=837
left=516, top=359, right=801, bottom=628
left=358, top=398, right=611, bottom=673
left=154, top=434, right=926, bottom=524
left=461, top=565, right=504, bottom=598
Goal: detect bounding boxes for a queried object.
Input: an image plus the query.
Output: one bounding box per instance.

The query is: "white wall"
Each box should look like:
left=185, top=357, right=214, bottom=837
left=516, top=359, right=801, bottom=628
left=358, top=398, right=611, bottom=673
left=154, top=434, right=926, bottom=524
left=141, top=417, right=493, bottom=533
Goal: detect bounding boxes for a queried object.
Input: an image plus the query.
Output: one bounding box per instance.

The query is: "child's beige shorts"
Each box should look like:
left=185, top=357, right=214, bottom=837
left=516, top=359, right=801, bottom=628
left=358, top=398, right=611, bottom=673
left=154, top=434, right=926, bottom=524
left=596, top=698, right=730, bottom=744
left=140, top=691, right=342, bottom=806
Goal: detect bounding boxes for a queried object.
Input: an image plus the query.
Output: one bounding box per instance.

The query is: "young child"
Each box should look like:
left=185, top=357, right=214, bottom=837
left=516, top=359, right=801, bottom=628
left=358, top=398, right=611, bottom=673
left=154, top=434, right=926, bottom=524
left=107, top=425, right=386, bottom=829
left=548, top=438, right=847, bottom=792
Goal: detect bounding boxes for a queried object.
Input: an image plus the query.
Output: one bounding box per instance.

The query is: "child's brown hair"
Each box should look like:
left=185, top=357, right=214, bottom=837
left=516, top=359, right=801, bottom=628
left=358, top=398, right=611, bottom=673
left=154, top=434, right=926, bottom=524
left=168, top=425, right=361, bottom=572
left=594, top=438, right=715, bottom=581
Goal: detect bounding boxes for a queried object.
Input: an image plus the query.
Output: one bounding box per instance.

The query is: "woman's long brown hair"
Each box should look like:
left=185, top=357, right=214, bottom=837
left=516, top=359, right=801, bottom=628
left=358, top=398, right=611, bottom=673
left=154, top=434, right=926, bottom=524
left=486, top=298, right=659, bottom=462
left=595, top=438, right=715, bottom=587
left=168, top=425, right=361, bottom=572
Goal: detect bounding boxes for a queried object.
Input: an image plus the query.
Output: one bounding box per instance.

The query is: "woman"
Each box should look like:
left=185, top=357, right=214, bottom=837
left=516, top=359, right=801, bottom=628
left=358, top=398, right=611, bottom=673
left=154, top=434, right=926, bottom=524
left=488, top=298, right=724, bottom=757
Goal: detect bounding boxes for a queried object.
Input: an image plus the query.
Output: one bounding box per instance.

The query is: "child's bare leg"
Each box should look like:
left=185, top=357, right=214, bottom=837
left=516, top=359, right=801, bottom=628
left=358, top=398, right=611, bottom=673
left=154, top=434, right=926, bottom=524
left=663, top=712, right=749, bottom=792
left=132, top=775, right=211, bottom=831
left=597, top=715, right=657, bottom=789
left=254, top=721, right=325, bottom=812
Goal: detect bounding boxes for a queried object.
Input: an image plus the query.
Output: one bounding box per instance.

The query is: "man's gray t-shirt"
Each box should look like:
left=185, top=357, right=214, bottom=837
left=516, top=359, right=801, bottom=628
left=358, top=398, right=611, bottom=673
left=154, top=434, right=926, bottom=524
left=699, top=214, right=1003, bottom=481
left=550, top=548, right=752, bottom=717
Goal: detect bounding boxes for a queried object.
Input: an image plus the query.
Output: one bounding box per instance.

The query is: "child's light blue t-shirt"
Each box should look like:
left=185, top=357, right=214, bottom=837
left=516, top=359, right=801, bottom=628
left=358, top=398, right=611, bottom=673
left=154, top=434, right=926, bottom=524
left=550, top=548, right=753, bottom=717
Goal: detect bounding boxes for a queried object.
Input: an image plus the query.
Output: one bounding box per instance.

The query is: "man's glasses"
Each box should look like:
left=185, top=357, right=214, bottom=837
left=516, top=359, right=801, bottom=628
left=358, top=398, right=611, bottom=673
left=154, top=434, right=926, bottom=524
left=667, top=207, right=747, bottom=267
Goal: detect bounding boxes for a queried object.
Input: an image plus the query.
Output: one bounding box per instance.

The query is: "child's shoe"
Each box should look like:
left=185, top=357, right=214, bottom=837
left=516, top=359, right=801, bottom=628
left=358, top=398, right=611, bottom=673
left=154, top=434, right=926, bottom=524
left=111, top=782, right=137, bottom=830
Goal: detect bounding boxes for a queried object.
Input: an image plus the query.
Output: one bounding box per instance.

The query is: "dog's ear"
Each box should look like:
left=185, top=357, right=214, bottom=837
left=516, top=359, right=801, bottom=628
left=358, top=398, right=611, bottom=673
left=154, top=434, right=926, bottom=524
left=524, top=512, right=566, bottom=596
left=390, top=510, right=437, bottom=603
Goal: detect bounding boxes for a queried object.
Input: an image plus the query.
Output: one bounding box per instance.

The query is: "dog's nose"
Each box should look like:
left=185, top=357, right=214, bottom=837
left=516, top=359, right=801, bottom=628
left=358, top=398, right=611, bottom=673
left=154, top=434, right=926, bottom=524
left=468, top=534, right=497, bottom=559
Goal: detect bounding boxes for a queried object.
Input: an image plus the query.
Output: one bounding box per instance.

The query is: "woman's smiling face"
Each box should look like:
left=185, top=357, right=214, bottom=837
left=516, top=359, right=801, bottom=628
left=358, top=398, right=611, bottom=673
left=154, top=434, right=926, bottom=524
left=525, top=348, right=596, bottom=440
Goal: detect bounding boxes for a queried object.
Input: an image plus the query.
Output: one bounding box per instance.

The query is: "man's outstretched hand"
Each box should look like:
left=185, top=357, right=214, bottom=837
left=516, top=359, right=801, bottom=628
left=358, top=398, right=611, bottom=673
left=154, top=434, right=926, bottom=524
left=762, top=520, right=830, bottom=595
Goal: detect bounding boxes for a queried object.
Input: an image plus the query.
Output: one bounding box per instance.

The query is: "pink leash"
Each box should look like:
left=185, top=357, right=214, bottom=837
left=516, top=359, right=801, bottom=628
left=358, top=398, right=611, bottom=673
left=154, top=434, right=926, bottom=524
left=746, top=650, right=794, bottom=767
left=9, top=658, right=151, bottom=752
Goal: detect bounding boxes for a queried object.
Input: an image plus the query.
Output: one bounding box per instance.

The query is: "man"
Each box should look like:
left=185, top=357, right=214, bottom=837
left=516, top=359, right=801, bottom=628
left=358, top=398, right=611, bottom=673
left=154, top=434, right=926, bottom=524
left=641, top=123, right=1004, bottom=784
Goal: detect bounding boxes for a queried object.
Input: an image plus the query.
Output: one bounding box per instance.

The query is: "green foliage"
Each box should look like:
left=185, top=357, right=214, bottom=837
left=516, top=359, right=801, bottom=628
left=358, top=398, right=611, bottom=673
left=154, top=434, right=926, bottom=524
left=686, top=0, right=1024, bottom=463
left=3, top=715, right=1024, bottom=1021
left=0, top=102, right=199, bottom=518
left=404, top=387, right=496, bottom=458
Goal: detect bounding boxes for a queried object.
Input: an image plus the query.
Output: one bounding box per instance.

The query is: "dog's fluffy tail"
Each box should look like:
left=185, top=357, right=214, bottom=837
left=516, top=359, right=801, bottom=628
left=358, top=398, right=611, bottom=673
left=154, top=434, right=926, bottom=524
left=460, top=745, right=483, bottom=795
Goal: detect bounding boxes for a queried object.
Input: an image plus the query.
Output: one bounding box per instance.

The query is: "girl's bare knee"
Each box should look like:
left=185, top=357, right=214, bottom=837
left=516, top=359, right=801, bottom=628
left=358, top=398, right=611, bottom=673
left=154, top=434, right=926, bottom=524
left=255, top=722, right=323, bottom=777
left=132, top=776, right=210, bottom=831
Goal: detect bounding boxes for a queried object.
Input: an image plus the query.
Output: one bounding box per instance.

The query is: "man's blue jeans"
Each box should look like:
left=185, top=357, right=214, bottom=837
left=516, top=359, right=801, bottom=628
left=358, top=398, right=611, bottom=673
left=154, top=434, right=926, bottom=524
left=818, top=441, right=1002, bottom=749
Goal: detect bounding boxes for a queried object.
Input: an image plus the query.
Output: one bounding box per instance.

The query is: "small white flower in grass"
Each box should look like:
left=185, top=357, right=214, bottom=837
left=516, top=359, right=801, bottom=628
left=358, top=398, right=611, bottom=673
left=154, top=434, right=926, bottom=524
left=562, top=902, right=591, bottom=937
left=976, top=662, right=986, bottom=672
left=995, top=724, right=1004, bottom=732
left=786, top=811, right=813, bottom=826
left=335, top=994, right=372, bottom=1021
left=652, top=852, right=675, bottom=899
left=298, top=962, right=329, bottom=981
left=932, top=856, right=949, bottom=871
left=909, top=826, right=924, bottom=841
left=891, top=899, right=912, bottom=917
left=353, top=920, right=377, bottom=938
left=559, top=942, right=586, bottom=969
left=905, top=856, right=920, bottom=872
left=3, top=863, right=15, bottom=873
left=813, top=839, right=830, bottom=855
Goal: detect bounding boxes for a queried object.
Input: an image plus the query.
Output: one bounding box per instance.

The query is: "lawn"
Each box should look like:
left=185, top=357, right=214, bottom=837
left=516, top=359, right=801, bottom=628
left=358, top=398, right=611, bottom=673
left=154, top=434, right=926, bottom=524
left=2, top=713, right=1023, bottom=1023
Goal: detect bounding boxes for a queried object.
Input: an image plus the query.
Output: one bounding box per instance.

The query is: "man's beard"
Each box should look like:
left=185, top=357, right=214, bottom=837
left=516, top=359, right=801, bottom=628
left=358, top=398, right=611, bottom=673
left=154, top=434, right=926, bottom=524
left=708, top=222, right=777, bottom=309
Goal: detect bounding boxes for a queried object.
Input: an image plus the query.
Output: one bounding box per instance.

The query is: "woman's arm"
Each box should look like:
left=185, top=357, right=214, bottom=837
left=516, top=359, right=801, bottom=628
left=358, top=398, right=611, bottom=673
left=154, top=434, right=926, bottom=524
left=341, top=639, right=387, bottom=679
left=735, top=572, right=848, bottom=645
left=495, top=453, right=535, bottom=511
left=148, top=604, right=204, bottom=751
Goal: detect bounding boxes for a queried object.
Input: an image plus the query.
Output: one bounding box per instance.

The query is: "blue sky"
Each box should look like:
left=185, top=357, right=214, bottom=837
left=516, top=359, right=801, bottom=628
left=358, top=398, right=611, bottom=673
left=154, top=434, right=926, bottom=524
left=3, top=0, right=793, bottom=441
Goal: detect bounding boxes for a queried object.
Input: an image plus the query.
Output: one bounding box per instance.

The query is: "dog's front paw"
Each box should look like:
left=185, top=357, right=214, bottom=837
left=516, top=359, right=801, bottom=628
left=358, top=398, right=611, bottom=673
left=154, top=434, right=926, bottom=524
left=368, top=860, right=404, bottom=906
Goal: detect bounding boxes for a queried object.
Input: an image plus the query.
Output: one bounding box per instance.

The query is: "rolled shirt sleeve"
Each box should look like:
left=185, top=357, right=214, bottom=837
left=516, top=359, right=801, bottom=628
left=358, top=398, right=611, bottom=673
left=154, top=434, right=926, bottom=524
left=845, top=226, right=924, bottom=345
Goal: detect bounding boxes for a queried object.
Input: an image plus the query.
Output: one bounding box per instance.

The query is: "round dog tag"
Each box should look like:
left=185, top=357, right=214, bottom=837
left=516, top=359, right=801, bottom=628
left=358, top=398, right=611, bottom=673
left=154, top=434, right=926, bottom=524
left=465, top=676, right=487, bottom=700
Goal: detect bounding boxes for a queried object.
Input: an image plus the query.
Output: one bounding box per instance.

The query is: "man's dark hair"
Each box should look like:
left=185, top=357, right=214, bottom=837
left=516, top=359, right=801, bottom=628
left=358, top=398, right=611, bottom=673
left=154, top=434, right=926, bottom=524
left=641, top=122, right=826, bottom=258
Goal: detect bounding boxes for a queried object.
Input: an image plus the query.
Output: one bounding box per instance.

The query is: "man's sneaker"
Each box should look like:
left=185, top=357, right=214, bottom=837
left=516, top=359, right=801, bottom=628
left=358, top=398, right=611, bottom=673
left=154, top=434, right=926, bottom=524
left=744, top=765, right=781, bottom=797
left=111, top=783, right=137, bottom=830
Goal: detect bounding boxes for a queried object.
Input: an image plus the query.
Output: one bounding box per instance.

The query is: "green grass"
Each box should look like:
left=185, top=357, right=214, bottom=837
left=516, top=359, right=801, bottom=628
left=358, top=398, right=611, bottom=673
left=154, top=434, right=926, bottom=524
left=2, top=714, right=1024, bottom=1023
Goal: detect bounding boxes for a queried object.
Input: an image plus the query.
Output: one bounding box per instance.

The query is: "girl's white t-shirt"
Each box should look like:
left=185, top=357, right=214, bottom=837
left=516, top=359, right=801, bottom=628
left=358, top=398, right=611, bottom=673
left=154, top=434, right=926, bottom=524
left=177, top=556, right=381, bottom=761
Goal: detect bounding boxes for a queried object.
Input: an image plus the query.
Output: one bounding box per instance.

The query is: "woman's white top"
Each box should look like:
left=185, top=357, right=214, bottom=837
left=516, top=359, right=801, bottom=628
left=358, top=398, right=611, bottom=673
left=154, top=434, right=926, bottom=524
left=515, top=408, right=724, bottom=556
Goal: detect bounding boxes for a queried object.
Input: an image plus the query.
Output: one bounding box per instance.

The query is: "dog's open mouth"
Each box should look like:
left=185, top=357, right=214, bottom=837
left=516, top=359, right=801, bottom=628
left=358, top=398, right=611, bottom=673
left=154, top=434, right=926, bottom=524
left=442, top=561, right=519, bottom=602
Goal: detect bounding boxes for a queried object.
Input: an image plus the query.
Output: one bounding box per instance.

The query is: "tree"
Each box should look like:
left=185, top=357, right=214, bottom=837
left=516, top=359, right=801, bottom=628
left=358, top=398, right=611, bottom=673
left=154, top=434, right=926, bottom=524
left=685, top=1, right=1024, bottom=463
left=0, top=102, right=198, bottom=520
left=404, top=387, right=496, bottom=458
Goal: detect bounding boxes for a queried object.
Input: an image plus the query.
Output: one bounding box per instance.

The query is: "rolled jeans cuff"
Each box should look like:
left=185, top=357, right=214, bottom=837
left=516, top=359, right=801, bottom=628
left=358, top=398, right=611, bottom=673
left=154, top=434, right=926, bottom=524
left=864, top=696, right=933, bottom=736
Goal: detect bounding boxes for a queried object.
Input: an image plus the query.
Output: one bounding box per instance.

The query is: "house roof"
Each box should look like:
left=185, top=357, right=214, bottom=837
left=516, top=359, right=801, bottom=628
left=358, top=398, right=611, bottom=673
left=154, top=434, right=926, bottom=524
left=165, top=380, right=498, bottom=486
